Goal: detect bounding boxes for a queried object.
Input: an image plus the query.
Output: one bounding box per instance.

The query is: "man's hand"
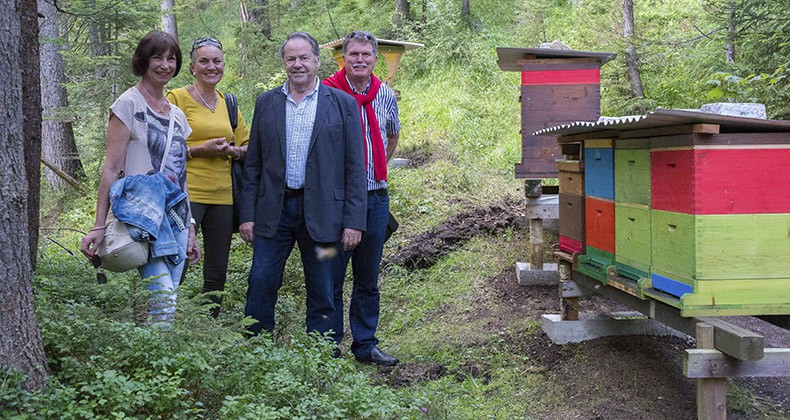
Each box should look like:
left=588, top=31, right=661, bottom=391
left=240, top=221, right=255, bottom=243
left=341, top=228, right=363, bottom=251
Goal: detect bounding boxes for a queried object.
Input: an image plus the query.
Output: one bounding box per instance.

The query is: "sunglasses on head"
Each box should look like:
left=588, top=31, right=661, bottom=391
left=346, top=31, right=375, bottom=41
left=191, top=37, right=223, bottom=54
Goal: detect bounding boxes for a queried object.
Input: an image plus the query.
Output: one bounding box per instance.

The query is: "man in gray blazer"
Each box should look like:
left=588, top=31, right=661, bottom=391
left=239, top=32, right=367, bottom=338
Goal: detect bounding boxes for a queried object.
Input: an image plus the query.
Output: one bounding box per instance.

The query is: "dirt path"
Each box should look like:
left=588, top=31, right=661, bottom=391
left=378, top=202, right=790, bottom=419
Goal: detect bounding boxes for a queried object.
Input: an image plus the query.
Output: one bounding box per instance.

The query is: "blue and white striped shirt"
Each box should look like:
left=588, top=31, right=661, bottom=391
left=283, top=79, right=320, bottom=189
left=347, top=76, right=400, bottom=191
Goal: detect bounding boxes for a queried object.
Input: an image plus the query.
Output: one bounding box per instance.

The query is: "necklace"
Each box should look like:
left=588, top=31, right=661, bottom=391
left=193, top=84, right=217, bottom=112
left=140, top=86, right=169, bottom=115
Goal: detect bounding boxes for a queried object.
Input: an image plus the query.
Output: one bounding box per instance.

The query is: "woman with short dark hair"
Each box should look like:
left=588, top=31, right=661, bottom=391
left=81, top=30, right=201, bottom=324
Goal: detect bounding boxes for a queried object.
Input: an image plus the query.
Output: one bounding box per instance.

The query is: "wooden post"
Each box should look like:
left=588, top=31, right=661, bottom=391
left=696, top=322, right=727, bottom=420
left=525, top=179, right=543, bottom=270
left=559, top=261, right=579, bottom=320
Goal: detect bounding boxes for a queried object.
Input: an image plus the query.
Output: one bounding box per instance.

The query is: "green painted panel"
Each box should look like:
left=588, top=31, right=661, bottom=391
left=615, top=203, right=651, bottom=265
left=651, top=210, right=695, bottom=280
left=579, top=246, right=615, bottom=283
left=615, top=149, right=651, bottom=205
left=681, top=277, right=790, bottom=316
left=696, top=214, right=790, bottom=279
left=584, top=245, right=615, bottom=266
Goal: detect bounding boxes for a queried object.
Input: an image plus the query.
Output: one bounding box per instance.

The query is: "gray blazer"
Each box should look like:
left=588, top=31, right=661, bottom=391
left=240, top=83, right=367, bottom=243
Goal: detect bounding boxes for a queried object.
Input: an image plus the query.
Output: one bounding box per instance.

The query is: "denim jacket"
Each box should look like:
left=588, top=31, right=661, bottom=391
left=109, top=172, right=189, bottom=265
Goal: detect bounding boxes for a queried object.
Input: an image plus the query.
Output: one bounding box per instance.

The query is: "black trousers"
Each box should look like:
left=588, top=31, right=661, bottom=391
left=190, top=202, right=234, bottom=317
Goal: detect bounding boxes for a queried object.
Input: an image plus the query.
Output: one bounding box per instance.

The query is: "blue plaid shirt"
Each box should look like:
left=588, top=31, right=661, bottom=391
left=283, top=78, right=320, bottom=189
left=346, top=76, right=401, bottom=191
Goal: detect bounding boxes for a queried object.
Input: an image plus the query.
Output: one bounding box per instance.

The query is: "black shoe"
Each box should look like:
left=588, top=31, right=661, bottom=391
left=356, top=346, right=399, bottom=366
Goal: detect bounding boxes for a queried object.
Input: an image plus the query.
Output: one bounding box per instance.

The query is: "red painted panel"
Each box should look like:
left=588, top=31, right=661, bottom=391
left=651, top=150, right=695, bottom=214
left=694, top=148, right=790, bottom=214
left=585, top=197, right=615, bottom=254
left=652, top=148, right=790, bottom=214
left=521, top=69, right=601, bottom=85
left=560, top=236, right=583, bottom=254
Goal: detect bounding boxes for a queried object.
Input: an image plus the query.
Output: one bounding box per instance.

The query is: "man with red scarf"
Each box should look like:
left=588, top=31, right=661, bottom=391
left=323, top=31, right=400, bottom=366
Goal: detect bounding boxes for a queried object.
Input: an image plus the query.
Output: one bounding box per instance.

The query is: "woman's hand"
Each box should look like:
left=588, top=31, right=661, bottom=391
left=187, top=225, right=201, bottom=263
left=194, top=137, right=230, bottom=157
left=80, top=228, right=105, bottom=260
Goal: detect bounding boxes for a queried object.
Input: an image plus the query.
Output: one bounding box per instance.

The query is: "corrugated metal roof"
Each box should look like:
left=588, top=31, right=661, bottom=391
left=320, top=38, right=424, bottom=51
left=497, top=47, right=616, bottom=72
left=534, top=108, right=790, bottom=136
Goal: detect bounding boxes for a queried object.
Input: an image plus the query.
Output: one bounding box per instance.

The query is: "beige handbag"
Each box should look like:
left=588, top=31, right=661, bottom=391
left=95, top=108, right=175, bottom=273
left=96, top=209, right=150, bottom=272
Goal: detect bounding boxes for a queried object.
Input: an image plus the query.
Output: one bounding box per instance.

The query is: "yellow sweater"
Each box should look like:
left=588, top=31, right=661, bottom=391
left=167, top=87, right=250, bottom=205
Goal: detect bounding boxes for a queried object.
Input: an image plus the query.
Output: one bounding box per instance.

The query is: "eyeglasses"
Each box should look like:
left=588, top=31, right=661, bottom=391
left=191, top=37, right=223, bottom=55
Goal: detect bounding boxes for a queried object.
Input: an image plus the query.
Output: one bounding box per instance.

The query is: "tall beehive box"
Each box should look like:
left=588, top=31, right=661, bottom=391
left=496, top=47, right=616, bottom=179
left=540, top=108, right=790, bottom=317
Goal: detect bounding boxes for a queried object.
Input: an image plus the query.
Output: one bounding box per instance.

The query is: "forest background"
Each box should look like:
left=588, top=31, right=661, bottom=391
left=1, top=0, right=789, bottom=418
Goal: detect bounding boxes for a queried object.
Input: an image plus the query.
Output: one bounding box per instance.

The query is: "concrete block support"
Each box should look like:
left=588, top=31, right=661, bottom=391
left=541, top=313, right=687, bottom=345
left=516, top=262, right=559, bottom=286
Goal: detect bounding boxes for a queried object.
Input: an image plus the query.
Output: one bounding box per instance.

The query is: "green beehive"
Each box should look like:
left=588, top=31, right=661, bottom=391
left=615, top=203, right=651, bottom=279
left=614, top=149, right=650, bottom=206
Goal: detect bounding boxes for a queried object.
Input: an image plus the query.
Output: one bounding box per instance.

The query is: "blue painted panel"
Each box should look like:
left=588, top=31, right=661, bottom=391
left=651, top=272, right=692, bottom=297
left=584, top=147, right=615, bottom=199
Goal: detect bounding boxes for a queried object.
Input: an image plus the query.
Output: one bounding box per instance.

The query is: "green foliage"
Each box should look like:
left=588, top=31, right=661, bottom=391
left=29, top=0, right=790, bottom=418
left=2, top=227, right=411, bottom=418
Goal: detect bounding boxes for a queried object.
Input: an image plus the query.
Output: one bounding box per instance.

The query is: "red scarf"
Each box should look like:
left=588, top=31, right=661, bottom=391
left=323, top=67, right=387, bottom=181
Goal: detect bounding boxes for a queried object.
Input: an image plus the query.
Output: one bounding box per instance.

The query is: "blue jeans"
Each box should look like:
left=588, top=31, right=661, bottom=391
left=139, top=225, right=189, bottom=324
left=332, top=191, right=389, bottom=357
left=245, top=195, right=336, bottom=336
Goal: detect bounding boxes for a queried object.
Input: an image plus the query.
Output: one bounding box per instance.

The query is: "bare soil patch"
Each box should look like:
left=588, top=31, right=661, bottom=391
left=377, top=202, right=790, bottom=419
left=386, top=200, right=523, bottom=269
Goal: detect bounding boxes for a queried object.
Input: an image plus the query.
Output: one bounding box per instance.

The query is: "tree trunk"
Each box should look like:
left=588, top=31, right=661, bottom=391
left=161, top=0, right=178, bottom=39
left=249, top=0, right=271, bottom=39
left=0, top=0, right=48, bottom=392
left=725, top=1, right=735, bottom=63
left=38, top=0, right=85, bottom=190
left=22, top=0, right=42, bottom=272
left=622, top=0, right=644, bottom=98
left=461, top=0, right=470, bottom=17
left=88, top=0, right=112, bottom=80
left=395, top=0, right=411, bottom=30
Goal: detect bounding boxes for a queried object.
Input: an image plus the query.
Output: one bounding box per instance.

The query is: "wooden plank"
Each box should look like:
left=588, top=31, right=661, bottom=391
left=697, top=317, right=764, bottom=361
left=686, top=348, right=790, bottom=378
left=517, top=57, right=601, bottom=68
left=558, top=130, right=621, bottom=143
left=695, top=323, right=727, bottom=420
left=620, top=124, right=720, bottom=139
left=555, top=159, right=583, bottom=172
left=585, top=138, right=615, bottom=148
